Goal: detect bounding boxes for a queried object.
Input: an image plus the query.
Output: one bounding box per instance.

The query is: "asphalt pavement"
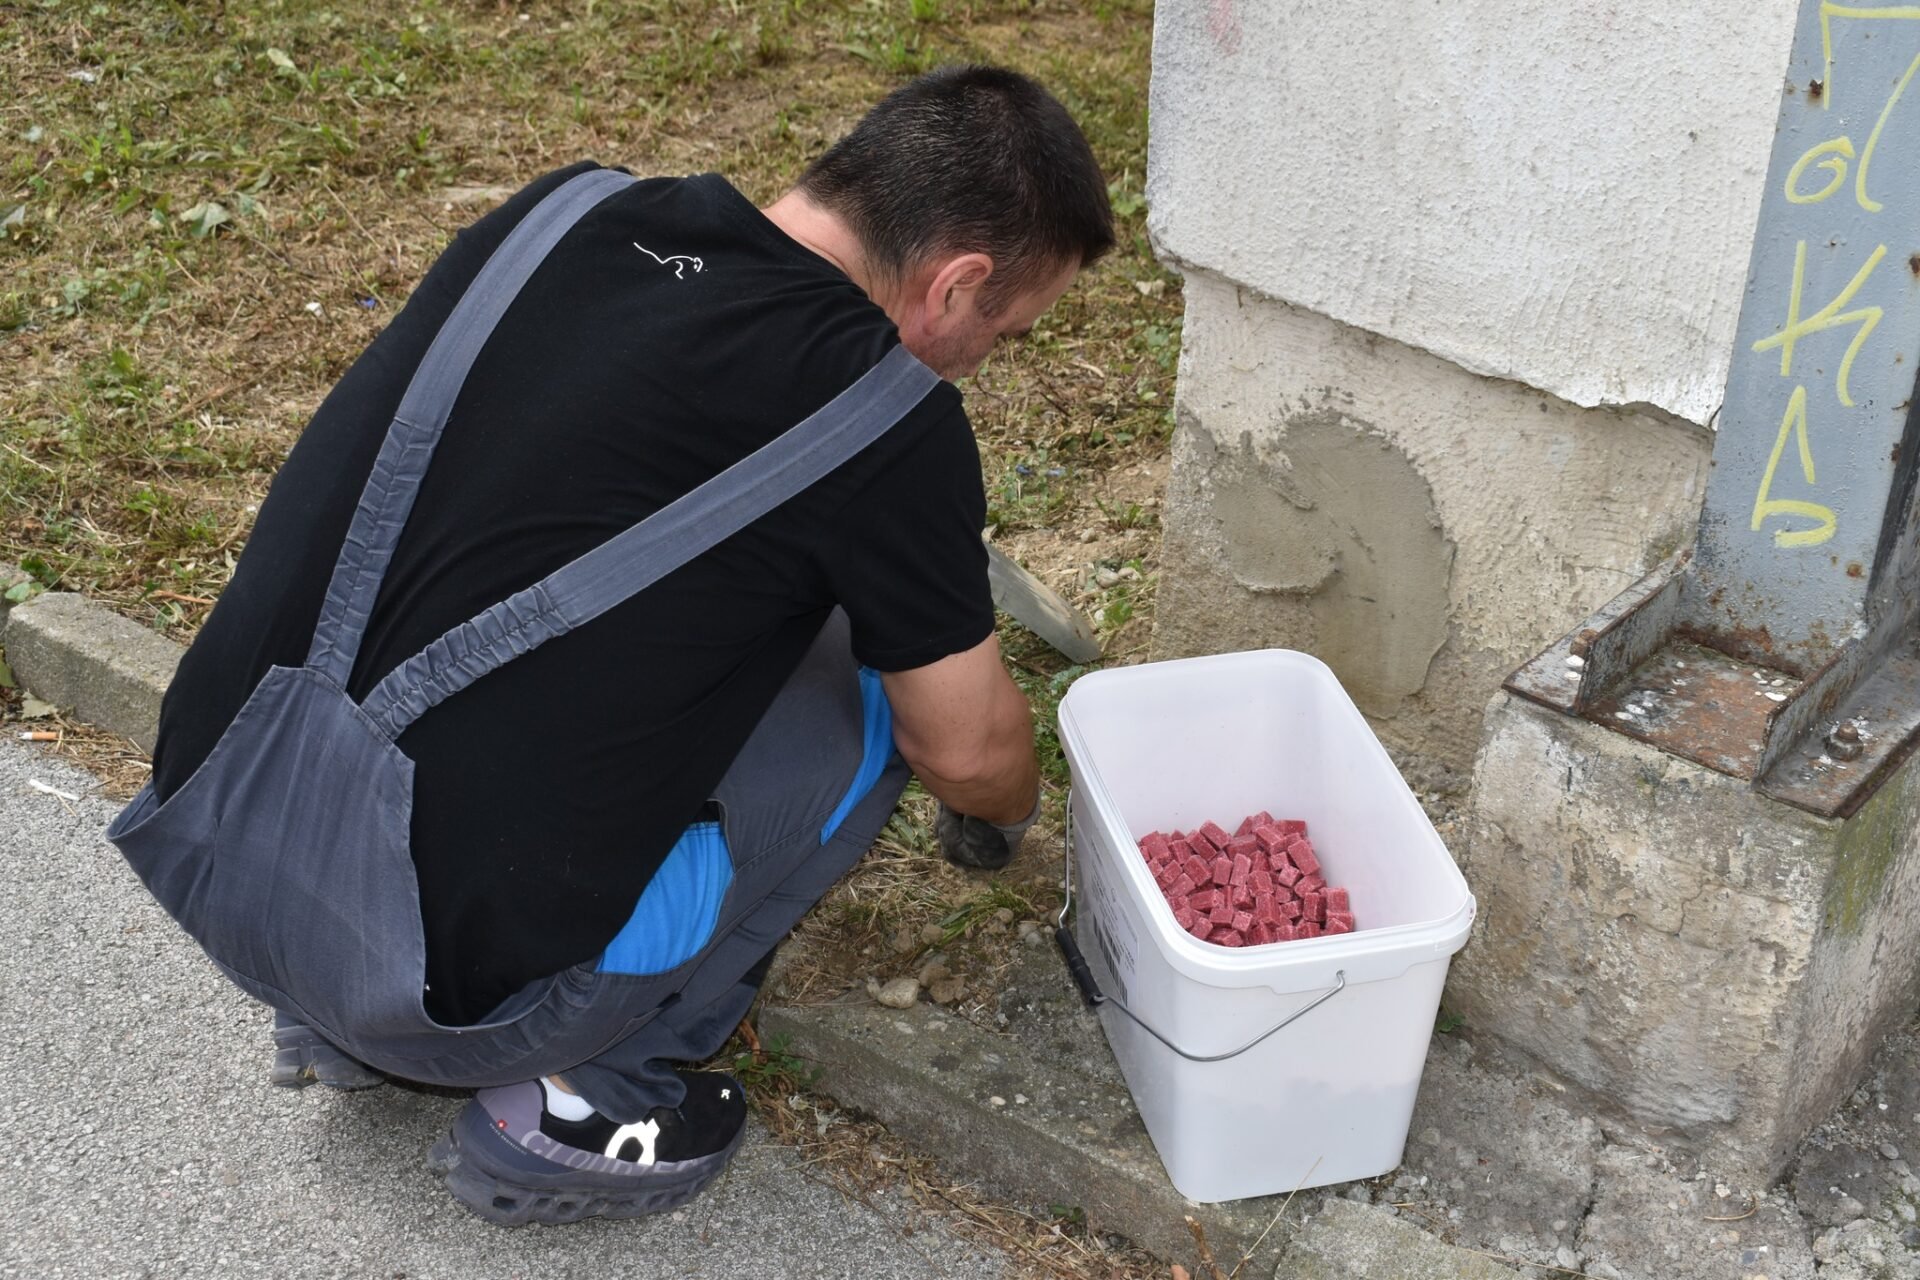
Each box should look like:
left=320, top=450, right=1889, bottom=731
left=0, top=735, right=1013, bottom=1280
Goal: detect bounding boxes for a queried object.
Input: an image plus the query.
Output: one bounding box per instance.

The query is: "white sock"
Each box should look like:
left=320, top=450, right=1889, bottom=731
left=541, top=1076, right=597, bottom=1121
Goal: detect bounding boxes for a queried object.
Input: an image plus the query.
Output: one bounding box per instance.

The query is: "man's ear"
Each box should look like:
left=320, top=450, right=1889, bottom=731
left=921, top=252, right=994, bottom=329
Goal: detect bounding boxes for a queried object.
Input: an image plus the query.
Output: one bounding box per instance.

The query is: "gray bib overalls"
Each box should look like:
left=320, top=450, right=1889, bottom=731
left=106, top=167, right=935, bottom=1121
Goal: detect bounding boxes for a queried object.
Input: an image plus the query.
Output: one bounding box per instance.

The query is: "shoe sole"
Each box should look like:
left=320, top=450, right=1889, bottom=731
left=427, top=1101, right=744, bottom=1227
left=270, top=1023, right=387, bottom=1091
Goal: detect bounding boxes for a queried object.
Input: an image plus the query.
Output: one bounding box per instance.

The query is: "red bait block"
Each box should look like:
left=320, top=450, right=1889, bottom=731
left=1151, top=810, right=1361, bottom=950
left=1290, top=841, right=1322, bottom=877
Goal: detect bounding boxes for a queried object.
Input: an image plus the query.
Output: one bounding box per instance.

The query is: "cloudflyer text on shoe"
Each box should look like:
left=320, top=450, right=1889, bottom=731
left=428, top=1072, right=746, bottom=1226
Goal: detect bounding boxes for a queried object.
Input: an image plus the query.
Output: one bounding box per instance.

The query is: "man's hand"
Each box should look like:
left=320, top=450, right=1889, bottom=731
left=882, top=633, right=1039, bottom=827
left=935, top=796, right=1040, bottom=870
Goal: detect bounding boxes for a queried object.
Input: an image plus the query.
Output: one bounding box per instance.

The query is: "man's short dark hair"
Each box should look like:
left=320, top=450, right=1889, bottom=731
left=798, top=65, right=1115, bottom=312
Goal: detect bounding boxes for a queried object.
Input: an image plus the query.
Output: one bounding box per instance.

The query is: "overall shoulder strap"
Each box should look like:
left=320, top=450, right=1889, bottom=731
left=356, top=344, right=940, bottom=740
left=305, top=166, right=637, bottom=687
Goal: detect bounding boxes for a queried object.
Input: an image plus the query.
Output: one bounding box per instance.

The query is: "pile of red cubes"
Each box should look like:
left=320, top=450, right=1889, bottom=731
left=1135, top=811, right=1356, bottom=948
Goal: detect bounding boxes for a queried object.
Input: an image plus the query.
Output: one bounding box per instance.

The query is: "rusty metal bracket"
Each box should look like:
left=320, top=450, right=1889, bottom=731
left=1507, top=574, right=1920, bottom=818
left=1505, top=552, right=1688, bottom=719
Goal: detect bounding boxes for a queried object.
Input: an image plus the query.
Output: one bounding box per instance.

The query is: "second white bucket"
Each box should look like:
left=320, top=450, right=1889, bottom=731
left=1056, top=649, right=1475, bottom=1203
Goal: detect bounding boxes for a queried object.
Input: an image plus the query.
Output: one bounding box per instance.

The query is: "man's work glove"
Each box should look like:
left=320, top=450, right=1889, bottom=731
left=936, top=792, right=1042, bottom=871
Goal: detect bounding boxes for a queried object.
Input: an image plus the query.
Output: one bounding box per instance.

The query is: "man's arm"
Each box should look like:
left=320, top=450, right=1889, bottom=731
left=881, top=633, right=1037, bottom=825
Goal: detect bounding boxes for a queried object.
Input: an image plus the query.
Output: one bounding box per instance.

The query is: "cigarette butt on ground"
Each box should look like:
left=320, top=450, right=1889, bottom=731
left=18, top=731, right=59, bottom=742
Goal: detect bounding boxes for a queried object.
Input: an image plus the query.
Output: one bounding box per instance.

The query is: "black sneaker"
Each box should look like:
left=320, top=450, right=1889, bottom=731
left=268, top=1013, right=386, bottom=1091
left=428, top=1070, right=747, bottom=1226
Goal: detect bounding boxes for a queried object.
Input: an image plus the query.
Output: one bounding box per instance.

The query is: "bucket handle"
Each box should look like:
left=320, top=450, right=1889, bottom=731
left=1054, top=790, right=1346, bottom=1064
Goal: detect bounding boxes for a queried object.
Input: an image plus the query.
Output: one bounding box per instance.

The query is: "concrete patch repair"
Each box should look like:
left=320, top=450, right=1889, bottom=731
left=1194, top=409, right=1453, bottom=713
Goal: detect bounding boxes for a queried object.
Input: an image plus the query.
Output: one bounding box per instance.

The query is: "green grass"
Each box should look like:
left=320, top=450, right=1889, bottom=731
left=5, top=0, right=1177, bottom=635
left=729, top=1031, right=821, bottom=1093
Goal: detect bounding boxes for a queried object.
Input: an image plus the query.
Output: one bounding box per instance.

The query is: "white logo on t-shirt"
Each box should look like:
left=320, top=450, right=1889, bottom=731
left=633, top=242, right=704, bottom=279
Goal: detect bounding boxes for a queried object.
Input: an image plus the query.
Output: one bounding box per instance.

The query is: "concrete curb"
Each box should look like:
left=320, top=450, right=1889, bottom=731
left=0, top=588, right=181, bottom=751
left=757, top=1002, right=1528, bottom=1276
left=760, top=997, right=1290, bottom=1269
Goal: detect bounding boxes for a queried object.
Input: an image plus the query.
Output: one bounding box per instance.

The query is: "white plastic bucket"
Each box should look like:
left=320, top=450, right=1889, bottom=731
left=1056, top=649, right=1475, bottom=1203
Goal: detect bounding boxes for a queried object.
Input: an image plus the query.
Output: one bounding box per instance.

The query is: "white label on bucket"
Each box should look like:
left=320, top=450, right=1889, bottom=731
left=1084, top=855, right=1139, bottom=1005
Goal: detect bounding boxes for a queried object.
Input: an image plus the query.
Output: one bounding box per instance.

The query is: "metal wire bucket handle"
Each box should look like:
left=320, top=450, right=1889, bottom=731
left=1053, top=789, right=1346, bottom=1063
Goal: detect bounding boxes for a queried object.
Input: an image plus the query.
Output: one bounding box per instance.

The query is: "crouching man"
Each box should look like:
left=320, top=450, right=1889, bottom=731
left=108, top=64, right=1111, bottom=1226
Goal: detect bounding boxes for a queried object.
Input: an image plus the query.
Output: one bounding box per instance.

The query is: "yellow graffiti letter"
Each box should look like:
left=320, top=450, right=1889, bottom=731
left=1751, top=385, right=1838, bottom=548
left=1821, top=4, right=1920, bottom=102
left=1856, top=50, right=1920, bottom=211
left=1751, top=240, right=1885, bottom=406
left=1786, top=137, right=1854, bottom=203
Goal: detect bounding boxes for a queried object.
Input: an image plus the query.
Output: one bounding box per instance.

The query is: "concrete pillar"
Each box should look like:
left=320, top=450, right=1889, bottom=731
left=1144, top=0, right=1795, bottom=786
left=1449, top=0, right=1920, bottom=1180
left=1148, top=0, right=1920, bottom=1181
left=1454, top=689, right=1920, bottom=1181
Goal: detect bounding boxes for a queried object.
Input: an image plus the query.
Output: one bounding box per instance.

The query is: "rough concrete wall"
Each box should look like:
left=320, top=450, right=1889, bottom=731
left=1781, top=774, right=1920, bottom=1167
left=1453, top=690, right=1920, bottom=1180
left=1154, top=274, right=1711, bottom=787
left=1147, top=0, right=1798, bottom=424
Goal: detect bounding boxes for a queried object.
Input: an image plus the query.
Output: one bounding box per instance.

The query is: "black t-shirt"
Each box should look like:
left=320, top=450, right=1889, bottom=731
left=150, top=164, right=994, bottom=1024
